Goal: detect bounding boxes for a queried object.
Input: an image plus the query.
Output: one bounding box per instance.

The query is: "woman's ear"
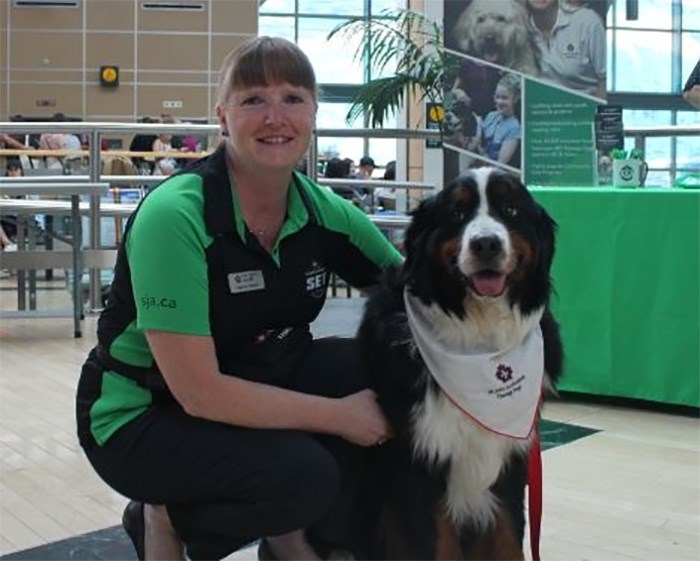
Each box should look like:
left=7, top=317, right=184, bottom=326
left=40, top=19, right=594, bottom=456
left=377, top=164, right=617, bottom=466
left=215, top=105, right=228, bottom=136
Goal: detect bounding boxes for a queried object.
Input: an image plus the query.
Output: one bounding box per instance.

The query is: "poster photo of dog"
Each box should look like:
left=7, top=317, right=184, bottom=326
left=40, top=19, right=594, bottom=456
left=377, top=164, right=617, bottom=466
left=443, top=54, right=524, bottom=171
left=444, top=0, right=609, bottom=100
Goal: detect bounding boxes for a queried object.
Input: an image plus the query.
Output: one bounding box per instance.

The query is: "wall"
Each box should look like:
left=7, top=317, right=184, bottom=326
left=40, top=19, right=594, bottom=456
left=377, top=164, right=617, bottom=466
left=0, top=0, right=257, bottom=125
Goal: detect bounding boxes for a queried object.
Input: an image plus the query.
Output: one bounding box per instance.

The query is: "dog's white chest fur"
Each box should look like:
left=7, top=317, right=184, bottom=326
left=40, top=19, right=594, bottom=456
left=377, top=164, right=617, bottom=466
left=409, top=299, right=542, bottom=528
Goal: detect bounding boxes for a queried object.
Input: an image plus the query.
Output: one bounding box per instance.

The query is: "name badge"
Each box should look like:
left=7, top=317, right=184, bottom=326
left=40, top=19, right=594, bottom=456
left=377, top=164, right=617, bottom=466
left=228, top=270, right=265, bottom=294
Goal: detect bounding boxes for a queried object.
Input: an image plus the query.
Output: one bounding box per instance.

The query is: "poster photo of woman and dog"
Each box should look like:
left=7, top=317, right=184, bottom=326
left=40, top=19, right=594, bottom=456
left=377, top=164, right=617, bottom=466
left=442, top=0, right=609, bottom=173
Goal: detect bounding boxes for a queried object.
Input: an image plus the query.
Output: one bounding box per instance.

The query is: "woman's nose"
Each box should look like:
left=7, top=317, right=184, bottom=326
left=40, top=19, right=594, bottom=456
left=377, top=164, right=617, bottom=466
left=263, top=103, right=283, bottom=125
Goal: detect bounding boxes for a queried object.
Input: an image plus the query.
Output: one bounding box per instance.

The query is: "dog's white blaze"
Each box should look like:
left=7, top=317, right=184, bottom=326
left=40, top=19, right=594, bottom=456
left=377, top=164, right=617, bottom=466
left=458, top=168, right=513, bottom=277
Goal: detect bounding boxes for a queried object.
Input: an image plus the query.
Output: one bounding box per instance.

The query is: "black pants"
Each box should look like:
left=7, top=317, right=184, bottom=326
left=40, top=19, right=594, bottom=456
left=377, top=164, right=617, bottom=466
left=77, top=338, right=367, bottom=560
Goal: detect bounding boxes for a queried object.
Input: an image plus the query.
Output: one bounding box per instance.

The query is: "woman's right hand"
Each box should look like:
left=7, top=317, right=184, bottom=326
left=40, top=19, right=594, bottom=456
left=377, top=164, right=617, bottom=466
left=335, top=389, right=391, bottom=447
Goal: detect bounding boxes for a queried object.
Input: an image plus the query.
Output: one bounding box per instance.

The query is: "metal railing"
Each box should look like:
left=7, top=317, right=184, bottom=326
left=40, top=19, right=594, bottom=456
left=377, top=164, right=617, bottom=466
left=1, top=121, right=696, bottom=330
left=0, top=122, right=439, bottom=326
left=624, top=125, right=700, bottom=186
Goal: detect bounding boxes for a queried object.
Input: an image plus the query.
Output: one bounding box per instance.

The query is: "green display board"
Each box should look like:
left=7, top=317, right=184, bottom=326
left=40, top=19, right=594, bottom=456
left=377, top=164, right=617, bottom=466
left=525, top=80, right=598, bottom=186
left=532, top=187, right=700, bottom=408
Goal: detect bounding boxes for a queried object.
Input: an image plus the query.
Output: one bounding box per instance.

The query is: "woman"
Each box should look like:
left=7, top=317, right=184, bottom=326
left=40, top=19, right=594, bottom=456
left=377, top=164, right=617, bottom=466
left=151, top=114, right=179, bottom=176
left=525, top=0, right=607, bottom=99
left=481, top=73, right=522, bottom=167
left=75, top=37, right=402, bottom=561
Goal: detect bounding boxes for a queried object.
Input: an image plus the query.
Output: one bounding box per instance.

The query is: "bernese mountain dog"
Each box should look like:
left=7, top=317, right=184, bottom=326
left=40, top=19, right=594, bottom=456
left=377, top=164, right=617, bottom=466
left=352, top=168, right=564, bottom=560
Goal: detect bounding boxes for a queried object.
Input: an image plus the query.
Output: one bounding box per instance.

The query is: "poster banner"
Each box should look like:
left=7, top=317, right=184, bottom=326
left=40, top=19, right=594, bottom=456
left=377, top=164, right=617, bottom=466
left=524, top=79, right=597, bottom=185
left=441, top=0, right=609, bottom=185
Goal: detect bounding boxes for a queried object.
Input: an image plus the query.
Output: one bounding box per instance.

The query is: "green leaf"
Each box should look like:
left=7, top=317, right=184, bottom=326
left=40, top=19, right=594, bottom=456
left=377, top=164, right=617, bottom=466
left=327, top=8, right=447, bottom=133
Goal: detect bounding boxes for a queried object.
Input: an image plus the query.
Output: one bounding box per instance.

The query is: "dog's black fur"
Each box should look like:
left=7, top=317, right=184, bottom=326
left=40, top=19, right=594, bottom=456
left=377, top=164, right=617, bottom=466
left=351, top=169, right=564, bottom=560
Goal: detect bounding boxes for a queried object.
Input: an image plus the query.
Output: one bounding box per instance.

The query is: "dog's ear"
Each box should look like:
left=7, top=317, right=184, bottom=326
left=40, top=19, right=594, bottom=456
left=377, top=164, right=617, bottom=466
left=453, top=5, right=474, bottom=53
left=536, top=203, right=557, bottom=273
left=403, top=195, right=438, bottom=261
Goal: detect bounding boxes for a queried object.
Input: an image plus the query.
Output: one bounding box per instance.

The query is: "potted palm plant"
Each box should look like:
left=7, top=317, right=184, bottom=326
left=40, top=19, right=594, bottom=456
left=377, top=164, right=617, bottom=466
left=327, top=9, right=455, bottom=133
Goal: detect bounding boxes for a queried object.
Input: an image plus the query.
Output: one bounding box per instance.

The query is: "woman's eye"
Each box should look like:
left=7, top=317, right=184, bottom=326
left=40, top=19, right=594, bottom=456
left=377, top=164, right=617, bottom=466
left=504, top=205, right=519, bottom=217
left=241, top=96, right=264, bottom=106
left=284, top=94, right=305, bottom=104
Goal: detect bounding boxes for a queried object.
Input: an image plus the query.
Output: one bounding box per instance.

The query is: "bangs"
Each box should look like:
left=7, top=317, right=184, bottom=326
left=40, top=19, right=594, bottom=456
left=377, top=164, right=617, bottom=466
left=221, top=37, right=316, bottom=98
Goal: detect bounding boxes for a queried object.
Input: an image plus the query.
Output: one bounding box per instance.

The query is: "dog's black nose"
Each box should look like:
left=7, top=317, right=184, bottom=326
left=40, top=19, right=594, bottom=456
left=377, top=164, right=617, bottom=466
left=470, top=235, right=503, bottom=260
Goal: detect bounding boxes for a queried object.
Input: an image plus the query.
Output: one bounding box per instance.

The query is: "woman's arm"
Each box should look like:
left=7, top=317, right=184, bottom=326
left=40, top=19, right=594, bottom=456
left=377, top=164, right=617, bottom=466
left=595, top=78, right=607, bottom=100
left=0, top=134, right=27, bottom=150
left=146, top=330, right=389, bottom=447
left=683, top=85, right=700, bottom=109
left=498, top=138, right=520, bottom=165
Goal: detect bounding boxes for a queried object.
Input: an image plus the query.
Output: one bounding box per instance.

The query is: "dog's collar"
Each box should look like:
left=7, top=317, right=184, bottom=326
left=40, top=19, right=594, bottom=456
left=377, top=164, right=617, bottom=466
left=404, top=290, right=544, bottom=439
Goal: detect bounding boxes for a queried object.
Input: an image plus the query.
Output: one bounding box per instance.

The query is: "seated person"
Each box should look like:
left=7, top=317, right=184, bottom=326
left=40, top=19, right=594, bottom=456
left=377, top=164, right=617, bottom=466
left=481, top=74, right=522, bottom=167
left=374, top=160, right=397, bottom=211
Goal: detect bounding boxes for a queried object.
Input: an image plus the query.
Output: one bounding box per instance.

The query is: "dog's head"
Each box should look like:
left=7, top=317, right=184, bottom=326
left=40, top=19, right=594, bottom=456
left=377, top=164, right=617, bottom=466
left=403, top=168, right=556, bottom=318
left=454, top=0, right=533, bottom=67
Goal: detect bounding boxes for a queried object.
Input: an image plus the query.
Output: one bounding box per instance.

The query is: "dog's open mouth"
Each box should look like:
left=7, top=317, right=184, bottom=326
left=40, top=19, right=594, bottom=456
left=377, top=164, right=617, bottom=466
left=481, top=38, right=502, bottom=63
left=469, top=270, right=507, bottom=297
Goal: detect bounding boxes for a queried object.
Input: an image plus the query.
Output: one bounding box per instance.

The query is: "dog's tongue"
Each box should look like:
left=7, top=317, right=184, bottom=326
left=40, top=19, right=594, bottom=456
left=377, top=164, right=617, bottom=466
left=472, top=273, right=506, bottom=297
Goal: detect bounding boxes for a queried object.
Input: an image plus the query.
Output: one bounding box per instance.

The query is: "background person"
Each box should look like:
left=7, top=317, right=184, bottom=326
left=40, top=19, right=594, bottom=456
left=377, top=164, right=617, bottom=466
left=374, top=160, right=397, bottom=211
left=682, top=58, right=700, bottom=109
left=75, top=36, right=402, bottom=561
left=525, top=0, right=607, bottom=99
left=129, top=116, right=159, bottom=174
left=355, top=155, right=375, bottom=179
left=481, top=73, right=522, bottom=167
left=38, top=112, right=81, bottom=170
left=324, top=156, right=357, bottom=202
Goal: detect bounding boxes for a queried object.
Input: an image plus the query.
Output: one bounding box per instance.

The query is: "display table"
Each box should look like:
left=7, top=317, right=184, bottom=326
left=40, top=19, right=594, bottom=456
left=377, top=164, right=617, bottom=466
left=531, top=187, right=699, bottom=408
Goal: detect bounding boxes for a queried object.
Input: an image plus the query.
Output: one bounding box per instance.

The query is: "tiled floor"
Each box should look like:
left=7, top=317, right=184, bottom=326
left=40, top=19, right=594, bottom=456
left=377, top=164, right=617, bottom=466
left=1, top=282, right=699, bottom=560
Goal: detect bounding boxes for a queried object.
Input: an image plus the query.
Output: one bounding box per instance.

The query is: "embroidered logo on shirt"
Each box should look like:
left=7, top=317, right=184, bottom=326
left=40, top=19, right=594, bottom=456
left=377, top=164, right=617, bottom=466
left=304, top=261, right=327, bottom=298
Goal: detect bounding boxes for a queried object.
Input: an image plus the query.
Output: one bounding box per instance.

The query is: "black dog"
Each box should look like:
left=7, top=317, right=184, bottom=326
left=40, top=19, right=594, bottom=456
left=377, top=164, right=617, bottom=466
left=352, top=168, right=563, bottom=560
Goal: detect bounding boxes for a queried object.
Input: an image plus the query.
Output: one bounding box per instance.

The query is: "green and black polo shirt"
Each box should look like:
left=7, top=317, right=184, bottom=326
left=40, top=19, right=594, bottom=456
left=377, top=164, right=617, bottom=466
left=87, top=145, right=403, bottom=445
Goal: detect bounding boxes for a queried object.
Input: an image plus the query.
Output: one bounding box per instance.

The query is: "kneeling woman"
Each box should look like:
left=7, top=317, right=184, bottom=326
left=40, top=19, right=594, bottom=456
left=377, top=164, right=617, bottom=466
left=76, top=36, right=402, bottom=561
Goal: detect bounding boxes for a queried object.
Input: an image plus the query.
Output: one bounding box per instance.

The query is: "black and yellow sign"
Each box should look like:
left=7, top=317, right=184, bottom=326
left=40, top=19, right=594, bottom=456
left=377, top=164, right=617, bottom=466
left=426, top=102, right=444, bottom=148
left=100, top=65, right=119, bottom=88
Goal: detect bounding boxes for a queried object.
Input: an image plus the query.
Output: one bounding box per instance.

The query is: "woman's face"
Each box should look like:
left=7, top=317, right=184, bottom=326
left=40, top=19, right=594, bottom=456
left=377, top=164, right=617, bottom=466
left=217, top=82, right=316, bottom=173
left=494, top=86, right=516, bottom=117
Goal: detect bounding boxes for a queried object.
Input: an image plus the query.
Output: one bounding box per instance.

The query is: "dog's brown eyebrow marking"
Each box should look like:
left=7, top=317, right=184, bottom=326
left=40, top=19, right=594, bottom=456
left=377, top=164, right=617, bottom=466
left=452, top=184, right=473, bottom=206
left=510, top=232, right=534, bottom=282
left=439, top=237, right=461, bottom=268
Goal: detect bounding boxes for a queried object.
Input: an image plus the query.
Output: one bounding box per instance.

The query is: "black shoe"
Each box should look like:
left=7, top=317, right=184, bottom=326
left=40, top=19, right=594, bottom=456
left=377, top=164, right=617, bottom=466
left=122, top=500, right=145, bottom=561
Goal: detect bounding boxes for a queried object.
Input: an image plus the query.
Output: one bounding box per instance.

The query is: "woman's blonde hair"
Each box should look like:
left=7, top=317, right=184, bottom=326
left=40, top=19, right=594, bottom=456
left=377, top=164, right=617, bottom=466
left=215, top=36, right=317, bottom=107
left=496, top=73, right=522, bottom=102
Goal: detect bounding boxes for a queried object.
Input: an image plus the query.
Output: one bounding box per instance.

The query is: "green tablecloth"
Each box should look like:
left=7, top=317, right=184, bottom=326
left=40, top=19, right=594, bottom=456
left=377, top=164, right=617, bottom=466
left=531, top=188, right=700, bottom=408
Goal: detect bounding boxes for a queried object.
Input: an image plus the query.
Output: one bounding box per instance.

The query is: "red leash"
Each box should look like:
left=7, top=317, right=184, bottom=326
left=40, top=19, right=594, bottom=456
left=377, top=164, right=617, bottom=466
left=527, top=431, right=543, bottom=561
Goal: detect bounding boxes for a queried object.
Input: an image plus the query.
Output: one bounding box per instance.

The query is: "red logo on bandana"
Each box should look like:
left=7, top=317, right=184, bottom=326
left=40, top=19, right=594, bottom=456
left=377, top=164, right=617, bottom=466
left=495, top=363, right=513, bottom=383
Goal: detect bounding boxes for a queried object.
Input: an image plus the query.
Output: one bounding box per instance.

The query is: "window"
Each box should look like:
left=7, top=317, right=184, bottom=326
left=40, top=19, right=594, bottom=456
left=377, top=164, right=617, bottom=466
left=261, top=0, right=403, bottom=163
left=298, top=17, right=363, bottom=84
left=607, top=0, right=699, bottom=187
left=613, top=31, right=673, bottom=93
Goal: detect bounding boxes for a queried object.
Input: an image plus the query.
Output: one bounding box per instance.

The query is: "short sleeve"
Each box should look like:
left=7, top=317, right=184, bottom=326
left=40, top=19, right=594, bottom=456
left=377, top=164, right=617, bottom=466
left=126, top=176, right=213, bottom=335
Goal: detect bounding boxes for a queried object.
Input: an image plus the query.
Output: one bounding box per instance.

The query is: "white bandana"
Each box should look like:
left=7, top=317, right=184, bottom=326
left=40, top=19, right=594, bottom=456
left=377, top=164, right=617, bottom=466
left=404, top=291, right=544, bottom=439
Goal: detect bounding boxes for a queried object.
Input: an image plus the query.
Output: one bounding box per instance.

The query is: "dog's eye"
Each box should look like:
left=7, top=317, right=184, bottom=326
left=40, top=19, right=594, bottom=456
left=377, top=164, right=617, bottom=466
left=503, top=205, right=519, bottom=218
